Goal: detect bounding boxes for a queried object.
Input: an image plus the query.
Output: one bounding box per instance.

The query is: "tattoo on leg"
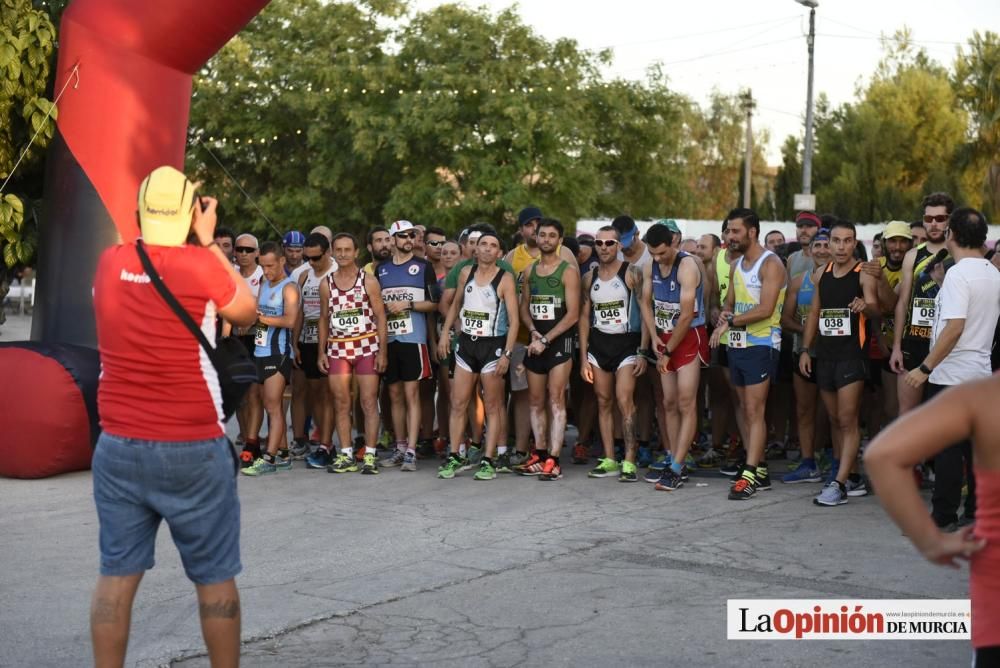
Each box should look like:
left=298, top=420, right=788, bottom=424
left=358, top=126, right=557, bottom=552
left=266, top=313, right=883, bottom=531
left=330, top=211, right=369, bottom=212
left=199, top=600, right=240, bottom=620
left=623, top=412, right=637, bottom=457
left=91, top=597, right=121, bottom=624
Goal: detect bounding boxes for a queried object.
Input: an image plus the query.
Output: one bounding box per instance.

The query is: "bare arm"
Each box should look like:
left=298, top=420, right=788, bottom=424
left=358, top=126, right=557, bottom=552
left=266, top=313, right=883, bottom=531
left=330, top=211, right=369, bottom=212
left=519, top=265, right=534, bottom=336
left=780, top=273, right=805, bottom=335
left=664, top=256, right=699, bottom=355
left=440, top=266, right=470, bottom=338
left=732, top=256, right=786, bottom=327
left=317, top=279, right=331, bottom=373
left=892, top=249, right=918, bottom=352
left=638, top=262, right=657, bottom=350
left=800, top=267, right=823, bottom=351
left=864, top=384, right=986, bottom=567
left=628, top=264, right=651, bottom=351
left=578, top=271, right=593, bottom=365
left=858, top=271, right=881, bottom=319
left=921, top=320, right=965, bottom=371
left=258, top=283, right=300, bottom=329
left=499, top=273, right=520, bottom=355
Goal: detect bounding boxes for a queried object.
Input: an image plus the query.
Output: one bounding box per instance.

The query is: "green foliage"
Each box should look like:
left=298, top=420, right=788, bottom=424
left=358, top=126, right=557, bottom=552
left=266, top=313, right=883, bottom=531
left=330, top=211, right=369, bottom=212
left=0, top=0, right=56, bottom=268
left=953, top=30, right=1000, bottom=219
left=187, top=0, right=748, bottom=240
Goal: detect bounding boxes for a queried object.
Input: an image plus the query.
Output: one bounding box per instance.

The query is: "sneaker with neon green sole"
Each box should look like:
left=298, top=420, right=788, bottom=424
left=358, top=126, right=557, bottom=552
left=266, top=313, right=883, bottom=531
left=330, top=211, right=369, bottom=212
left=473, top=460, right=496, bottom=480
left=241, top=457, right=277, bottom=476
left=328, top=453, right=359, bottom=474
left=588, top=457, right=620, bottom=478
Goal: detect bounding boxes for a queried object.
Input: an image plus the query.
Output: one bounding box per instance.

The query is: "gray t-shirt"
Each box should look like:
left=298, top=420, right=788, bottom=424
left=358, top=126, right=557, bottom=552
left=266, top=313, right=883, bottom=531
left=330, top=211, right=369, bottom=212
left=786, top=250, right=813, bottom=279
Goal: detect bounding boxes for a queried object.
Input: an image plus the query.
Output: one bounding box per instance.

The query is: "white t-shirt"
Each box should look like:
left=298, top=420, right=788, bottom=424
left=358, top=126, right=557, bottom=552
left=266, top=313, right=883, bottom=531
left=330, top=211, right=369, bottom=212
left=929, top=257, right=1000, bottom=386
left=289, top=263, right=310, bottom=283
left=618, top=243, right=652, bottom=269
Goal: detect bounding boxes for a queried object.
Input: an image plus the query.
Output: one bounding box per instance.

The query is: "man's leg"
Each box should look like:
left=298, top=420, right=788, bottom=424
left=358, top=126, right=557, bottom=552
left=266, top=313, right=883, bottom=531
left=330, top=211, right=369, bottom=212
left=831, top=380, right=864, bottom=486
left=419, top=376, right=436, bottom=443
left=261, top=373, right=287, bottom=456
left=308, top=378, right=332, bottom=447
left=660, top=371, right=681, bottom=463
left=388, top=382, right=407, bottom=450
left=357, top=374, right=381, bottom=452
left=896, top=372, right=924, bottom=415
left=672, top=359, right=702, bottom=469
left=403, top=380, right=421, bottom=451
left=195, top=579, right=241, bottom=668
left=481, top=371, right=507, bottom=459
left=881, top=366, right=899, bottom=424
left=546, top=362, right=572, bottom=458
left=246, top=383, right=264, bottom=448
left=436, top=364, right=451, bottom=449
left=592, top=366, right=616, bottom=461
left=526, top=370, right=549, bottom=452
left=91, top=573, right=143, bottom=668
left=329, top=374, right=354, bottom=456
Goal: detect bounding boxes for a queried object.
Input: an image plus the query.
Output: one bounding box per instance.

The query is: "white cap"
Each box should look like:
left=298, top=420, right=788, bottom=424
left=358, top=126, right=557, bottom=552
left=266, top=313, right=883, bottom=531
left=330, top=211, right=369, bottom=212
left=389, top=220, right=415, bottom=236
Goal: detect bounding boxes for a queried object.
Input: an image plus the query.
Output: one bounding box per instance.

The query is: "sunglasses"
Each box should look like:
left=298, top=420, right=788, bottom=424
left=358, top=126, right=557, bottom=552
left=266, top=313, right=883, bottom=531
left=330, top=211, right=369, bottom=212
left=594, top=239, right=619, bottom=248
left=923, top=214, right=949, bottom=224
left=395, top=232, right=415, bottom=239
left=305, top=254, right=325, bottom=262
left=235, top=246, right=257, bottom=254
left=426, top=240, right=445, bottom=247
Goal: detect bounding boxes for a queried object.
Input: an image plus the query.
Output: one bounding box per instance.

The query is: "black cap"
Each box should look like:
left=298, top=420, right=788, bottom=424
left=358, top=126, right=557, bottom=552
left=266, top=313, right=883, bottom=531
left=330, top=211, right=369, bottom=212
left=518, top=206, right=543, bottom=227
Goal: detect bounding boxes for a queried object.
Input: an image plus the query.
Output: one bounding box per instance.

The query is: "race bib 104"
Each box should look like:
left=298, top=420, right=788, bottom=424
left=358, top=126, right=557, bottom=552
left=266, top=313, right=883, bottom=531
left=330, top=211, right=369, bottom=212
left=387, top=310, right=413, bottom=336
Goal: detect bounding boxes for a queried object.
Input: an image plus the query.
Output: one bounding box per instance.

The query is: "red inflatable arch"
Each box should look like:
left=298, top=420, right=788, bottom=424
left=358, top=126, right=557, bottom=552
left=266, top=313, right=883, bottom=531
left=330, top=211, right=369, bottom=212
left=2, top=0, right=270, bottom=478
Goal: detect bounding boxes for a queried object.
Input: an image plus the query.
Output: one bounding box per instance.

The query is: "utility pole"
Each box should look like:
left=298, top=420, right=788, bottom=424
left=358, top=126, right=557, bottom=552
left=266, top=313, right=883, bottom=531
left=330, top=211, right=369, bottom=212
left=795, top=0, right=819, bottom=212
left=741, top=89, right=754, bottom=208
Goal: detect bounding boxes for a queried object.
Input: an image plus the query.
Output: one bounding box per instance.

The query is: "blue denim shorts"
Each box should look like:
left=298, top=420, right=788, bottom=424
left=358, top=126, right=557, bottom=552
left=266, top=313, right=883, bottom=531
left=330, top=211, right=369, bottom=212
left=92, top=433, right=242, bottom=584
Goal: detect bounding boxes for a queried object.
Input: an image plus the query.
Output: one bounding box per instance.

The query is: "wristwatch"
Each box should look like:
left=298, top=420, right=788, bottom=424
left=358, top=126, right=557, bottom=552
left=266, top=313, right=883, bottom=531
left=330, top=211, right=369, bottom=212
left=662, top=347, right=672, bottom=358
left=540, top=335, right=550, bottom=346
left=726, top=314, right=735, bottom=328
left=503, top=349, right=513, bottom=359
left=919, top=363, right=933, bottom=375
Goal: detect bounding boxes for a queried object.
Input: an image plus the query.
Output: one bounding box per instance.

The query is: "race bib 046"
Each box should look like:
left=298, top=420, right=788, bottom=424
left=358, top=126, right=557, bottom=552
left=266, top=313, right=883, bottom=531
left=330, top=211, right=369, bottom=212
left=594, top=300, right=624, bottom=328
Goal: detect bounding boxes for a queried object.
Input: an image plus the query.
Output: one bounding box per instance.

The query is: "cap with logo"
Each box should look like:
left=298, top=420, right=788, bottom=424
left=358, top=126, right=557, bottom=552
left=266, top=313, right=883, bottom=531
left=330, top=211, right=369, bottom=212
left=656, top=218, right=682, bottom=234
left=883, top=221, right=913, bottom=240
left=390, top=220, right=415, bottom=236
left=611, top=215, right=638, bottom=246
left=283, top=230, right=306, bottom=248
left=138, top=165, right=197, bottom=247
left=518, top=206, right=543, bottom=227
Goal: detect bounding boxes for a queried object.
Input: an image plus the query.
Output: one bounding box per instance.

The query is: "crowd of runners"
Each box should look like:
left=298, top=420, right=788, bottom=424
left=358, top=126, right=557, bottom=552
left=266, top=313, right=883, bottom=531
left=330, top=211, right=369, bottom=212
left=219, top=194, right=999, bottom=516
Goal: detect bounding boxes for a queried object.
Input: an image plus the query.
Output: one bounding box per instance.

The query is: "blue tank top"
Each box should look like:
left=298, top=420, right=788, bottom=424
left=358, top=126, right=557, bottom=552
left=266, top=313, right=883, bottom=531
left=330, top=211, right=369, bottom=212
left=377, top=257, right=436, bottom=344
left=794, top=269, right=815, bottom=354
left=254, top=277, right=294, bottom=357
left=651, top=251, right=705, bottom=334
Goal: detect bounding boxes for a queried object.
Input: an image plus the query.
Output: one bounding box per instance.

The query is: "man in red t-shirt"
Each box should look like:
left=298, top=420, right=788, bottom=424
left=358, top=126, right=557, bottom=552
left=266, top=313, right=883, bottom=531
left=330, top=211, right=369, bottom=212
left=90, top=166, right=256, bottom=667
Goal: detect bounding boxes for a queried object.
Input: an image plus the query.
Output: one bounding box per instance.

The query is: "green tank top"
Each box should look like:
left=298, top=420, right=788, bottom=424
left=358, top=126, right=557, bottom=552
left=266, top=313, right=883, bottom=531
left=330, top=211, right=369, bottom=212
left=528, top=260, right=569, bottom=335
left=716, top=250, right=733, bottom=345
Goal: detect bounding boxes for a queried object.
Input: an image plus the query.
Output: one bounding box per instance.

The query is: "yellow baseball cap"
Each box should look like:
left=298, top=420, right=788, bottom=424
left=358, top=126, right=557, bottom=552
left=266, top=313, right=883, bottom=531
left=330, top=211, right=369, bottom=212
left=883, top=221, right=912, bottom=240
left=138, top=166, right=196, bottom=247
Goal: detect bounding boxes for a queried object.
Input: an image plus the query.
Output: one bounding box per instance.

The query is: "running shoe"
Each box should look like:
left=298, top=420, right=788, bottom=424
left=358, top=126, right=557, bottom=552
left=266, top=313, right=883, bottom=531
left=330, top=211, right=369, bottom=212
left=649, top=453, right=671, bottom=472
left=643, top=468, right=662, bottom=483
left=328, top=453, right=358, bottom=474
left=509, top=451, right=530, bottom=468
left=416, top=439, right=436, bottom=459
left=306, top=447, right=333, bottom=470
left=467, top=445, right=484, bottom=467
left=289, top=439, right=311, bottom=460
left=572, top=443, right=589, bottom=465
left=637, top=446, right=654, bottom=468
left=654, top=468, right=684, bottom=491
left=765, top=441, right=786, bottom=460
left=242, top=457, right=277, bottom=476
left=781, top=461, right=821, bottom=484
left=845, top=476, right=869, bottom=497
left=539, top=458, right=562, bottom=481
left=381, top=450, right=406, bottom=468
left=619, top=460, right=638, bottom=483
left=727, top=477, right=757, bottom=500
left=719, top=459, right=741, bottom=477
left=755, top=468, right=771, bottom=490
left=697, top=447, right=723, bottom=469
left=684, top=453, right=697, bottom=470
left=377, top=431, right=394, bottom=449
left=239, top=446, right=258, bottom=470
left=458, top=455, right=474, bottom=472
left=680, top=465, right=691, bottom=482
left=438, top=455, right=463, bottom=479
left=474, top=460, right=497, bottom=481
left=361, top=453, right=379, bottom=475
left=824, top=461, right=841, bottom=486
left=515, top=452, right=545, bottom=476
left=814, top=481, right=848, bottom=506
left=275, top=453, right=292, bottom=470
left=588, top=457, right=620, bottom=478
left=401, top=451, right=417, bottom=472
left=496, top=452, right=513, bottom=473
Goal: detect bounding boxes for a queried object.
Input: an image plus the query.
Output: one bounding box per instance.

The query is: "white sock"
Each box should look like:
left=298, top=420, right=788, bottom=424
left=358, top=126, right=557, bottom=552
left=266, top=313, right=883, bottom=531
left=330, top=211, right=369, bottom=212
left=341, top=448, right=352, bottom=457
left=498, top=445, right=508, bottom=455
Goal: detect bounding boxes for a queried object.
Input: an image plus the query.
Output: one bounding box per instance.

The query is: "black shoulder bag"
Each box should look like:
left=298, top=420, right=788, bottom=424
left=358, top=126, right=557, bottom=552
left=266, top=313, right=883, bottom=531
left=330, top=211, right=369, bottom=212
left=135, top=240, right=258, bottom=421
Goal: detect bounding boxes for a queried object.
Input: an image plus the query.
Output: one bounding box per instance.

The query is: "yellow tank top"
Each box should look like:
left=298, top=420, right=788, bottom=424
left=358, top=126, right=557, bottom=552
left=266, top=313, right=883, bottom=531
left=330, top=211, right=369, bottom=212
left=731, top=250, right=785, bottom=349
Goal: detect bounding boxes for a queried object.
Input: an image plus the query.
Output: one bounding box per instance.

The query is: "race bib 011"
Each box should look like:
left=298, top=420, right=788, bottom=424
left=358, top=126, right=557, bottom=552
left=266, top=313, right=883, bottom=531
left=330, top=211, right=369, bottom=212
left=654, top=300, right=680, bottom=333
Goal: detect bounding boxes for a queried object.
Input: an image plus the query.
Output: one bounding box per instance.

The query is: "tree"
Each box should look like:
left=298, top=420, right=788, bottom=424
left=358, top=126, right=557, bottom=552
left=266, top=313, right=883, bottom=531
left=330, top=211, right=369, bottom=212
left=0, top=0, right=57, bottom=269
left=953, top=30, right=1000, bottom=219
left=773, top=136, right=801, bottom=220
left=810, top=35, right=967, bottom=221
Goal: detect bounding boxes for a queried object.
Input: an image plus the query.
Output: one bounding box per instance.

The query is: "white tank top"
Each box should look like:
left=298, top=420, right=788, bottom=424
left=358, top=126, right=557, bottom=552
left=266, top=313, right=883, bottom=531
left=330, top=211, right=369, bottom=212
left=460, top=265, right=508, bottom=337
left=243, top=265, right=264, bottom=298
left=300, top=264, right=334, bottom=343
